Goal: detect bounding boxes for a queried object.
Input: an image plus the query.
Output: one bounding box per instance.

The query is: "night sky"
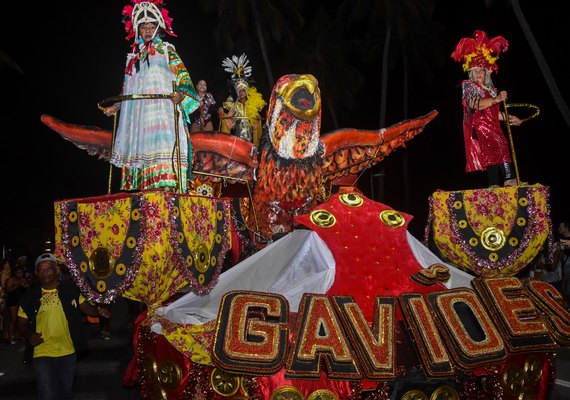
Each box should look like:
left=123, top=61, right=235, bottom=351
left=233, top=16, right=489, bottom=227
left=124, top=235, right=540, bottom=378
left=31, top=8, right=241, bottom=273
left=1, top=1, right=569, bottom=260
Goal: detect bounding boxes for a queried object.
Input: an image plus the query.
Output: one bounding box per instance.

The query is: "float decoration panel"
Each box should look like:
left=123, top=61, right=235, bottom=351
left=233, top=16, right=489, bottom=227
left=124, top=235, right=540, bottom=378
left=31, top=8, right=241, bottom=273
left=54, top=191, right=231, bottom=306
left=424, top=184, right=551, bottom=277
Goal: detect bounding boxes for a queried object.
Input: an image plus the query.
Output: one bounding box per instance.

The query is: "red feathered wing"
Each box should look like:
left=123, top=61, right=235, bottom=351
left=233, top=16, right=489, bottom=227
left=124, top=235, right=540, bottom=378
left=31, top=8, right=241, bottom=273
left=320, top=110, right=438, bottom=182
left=40, top=114, right=257, bottom=183
left=40, top=114, right=113, bottom=160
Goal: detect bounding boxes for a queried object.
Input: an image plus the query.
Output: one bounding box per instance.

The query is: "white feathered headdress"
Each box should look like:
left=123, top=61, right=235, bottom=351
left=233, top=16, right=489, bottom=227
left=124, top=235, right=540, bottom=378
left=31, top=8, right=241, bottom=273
left=222, top=53, right=253, bottom=92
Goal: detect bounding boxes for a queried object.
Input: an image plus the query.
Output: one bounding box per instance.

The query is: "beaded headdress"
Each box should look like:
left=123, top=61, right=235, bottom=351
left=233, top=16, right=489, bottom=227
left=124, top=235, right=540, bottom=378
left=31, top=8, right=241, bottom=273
left=451, top=30, right=509, bottom=72
left=222, top=53, right=253, bottom=93
left=122, top=0, right=176, bottom=43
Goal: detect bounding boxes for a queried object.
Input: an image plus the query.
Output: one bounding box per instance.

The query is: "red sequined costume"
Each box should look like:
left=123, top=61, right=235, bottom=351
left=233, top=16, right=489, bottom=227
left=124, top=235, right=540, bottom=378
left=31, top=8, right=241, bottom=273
left=461, top=80, right=511, bottom=172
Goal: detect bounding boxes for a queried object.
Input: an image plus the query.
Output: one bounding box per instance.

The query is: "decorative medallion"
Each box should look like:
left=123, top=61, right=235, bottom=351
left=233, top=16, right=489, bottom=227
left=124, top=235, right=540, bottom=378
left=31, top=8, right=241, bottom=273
left=194, top=243, right=211, bottom=273
left=126, top=236, right=137, bottom=248
left=116, top=263, right=126, bottom=276
left=430, top=385, right=460, bottom=400
left=158, top=361, right=182, bottom=390
left=480, top=227, right=506, bottom=251
left=379, top=210, right=405, bottom=227
left=310, top=209, right=336, bottom=228
left=401, top=389, right=429, bottom=400
left=96, top=280, right=106, bottom=292
left=210, top=367, right=240, bottom=397
left=339, top=193, right=364, bottom=207
left=307, top=389, right=338, bottom=400
left=89, top=247, right=114, bottom=279
left=195, top=183, right=214, bottom=197
left=269, top=385, right=304, bottom=400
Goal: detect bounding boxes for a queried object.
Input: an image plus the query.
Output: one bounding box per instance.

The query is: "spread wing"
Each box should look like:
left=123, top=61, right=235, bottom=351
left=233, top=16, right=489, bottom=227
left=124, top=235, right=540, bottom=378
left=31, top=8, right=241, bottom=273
left=40, top=114, right=257, bottom=183
left=190, top=133, right=257, bottom=184
left=40, top=114, right=112, bottom=160
left=320, top=110, right=438, bottom=181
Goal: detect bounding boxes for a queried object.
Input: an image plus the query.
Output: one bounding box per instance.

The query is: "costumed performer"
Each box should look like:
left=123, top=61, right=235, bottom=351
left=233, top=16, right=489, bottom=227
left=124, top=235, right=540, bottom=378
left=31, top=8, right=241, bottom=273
left=101, top=0, right=200, bottom=192
left=190, top=80, right=217, bottom=132
left=451, top=30, right=522, bottom=188
left=218, top=53, right=266, bottom=147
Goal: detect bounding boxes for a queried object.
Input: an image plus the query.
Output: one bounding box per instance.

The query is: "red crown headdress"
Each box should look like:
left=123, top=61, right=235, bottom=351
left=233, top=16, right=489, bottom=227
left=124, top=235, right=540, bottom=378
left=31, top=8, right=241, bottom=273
left=451, top=30, right=509, bottom=72
left=122, top=0, right=176, bottom=42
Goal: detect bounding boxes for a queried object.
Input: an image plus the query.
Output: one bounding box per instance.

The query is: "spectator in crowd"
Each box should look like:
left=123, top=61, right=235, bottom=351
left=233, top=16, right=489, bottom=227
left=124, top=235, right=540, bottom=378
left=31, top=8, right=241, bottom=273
left=5, top=266, right=29, bottom=344
left=17, top=253, right=110, bottom=400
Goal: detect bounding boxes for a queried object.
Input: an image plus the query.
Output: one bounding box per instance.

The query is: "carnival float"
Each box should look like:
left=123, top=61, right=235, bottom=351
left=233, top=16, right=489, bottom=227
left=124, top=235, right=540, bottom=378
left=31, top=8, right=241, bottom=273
left=39, top=27, right=568, bottom=400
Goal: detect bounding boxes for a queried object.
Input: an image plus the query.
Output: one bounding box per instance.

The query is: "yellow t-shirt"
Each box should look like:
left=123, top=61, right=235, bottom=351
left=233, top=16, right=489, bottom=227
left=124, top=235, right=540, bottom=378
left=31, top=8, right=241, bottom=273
left=18, top=288, right=85, bottom=358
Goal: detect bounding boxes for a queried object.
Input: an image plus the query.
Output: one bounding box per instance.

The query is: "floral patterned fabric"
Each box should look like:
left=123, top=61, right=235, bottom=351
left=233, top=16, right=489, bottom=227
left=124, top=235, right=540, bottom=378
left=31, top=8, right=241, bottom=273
left=425, top=184, right=552, bottom=277
left=54, top=192, right=231, bottom=306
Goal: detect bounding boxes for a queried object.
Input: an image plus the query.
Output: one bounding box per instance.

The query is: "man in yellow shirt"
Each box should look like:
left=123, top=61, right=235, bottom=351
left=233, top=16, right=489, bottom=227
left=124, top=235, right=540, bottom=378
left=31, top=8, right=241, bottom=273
left=17, top=253, right=110, bottom=400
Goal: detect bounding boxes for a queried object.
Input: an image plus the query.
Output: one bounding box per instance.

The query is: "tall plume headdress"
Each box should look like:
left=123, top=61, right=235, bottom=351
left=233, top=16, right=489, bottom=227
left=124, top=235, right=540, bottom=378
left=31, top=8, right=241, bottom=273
left=122, top=0, right=176, bottom=43
left=222, top=53, right=253, bottom=93
left=451, top=30, right=509, bottom=72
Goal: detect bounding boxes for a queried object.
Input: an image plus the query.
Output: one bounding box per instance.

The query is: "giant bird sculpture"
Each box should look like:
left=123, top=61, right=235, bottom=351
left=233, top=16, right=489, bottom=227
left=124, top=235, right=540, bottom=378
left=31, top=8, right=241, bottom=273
left=41, top=74, right=437, bottom=242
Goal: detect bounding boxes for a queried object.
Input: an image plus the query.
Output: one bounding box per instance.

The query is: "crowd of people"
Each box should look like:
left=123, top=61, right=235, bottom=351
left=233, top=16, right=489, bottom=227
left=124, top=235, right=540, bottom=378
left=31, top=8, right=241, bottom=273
left=532, top=220, right=570, bottom=308
left=1, top=256, right=33, bottom=345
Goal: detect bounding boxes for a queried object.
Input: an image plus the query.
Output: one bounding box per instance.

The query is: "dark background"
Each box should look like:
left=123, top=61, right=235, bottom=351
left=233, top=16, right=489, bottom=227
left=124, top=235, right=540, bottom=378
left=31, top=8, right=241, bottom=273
left=1, top=1, right=568, bottom=261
